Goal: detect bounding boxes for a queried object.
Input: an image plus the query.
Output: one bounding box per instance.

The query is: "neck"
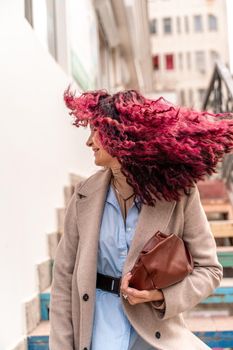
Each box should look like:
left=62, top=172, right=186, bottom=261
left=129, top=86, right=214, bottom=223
left=110, top=165, right=134, bottom=198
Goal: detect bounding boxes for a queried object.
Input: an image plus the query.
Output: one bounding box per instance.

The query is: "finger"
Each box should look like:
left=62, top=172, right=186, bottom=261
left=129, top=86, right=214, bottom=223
left=125, top=287, right=151, bottom=300
left=127, top=296, right=148, bottom=305
left=120, top=272, right=132, bottom=293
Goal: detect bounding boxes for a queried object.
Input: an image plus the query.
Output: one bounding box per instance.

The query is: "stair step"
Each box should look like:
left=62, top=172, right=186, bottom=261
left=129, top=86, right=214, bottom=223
left=185, top=316, right=233, bottom=348
left=209, top=220, right=233, bottom=238
left=217, top=246, right=233, bottom=267
left=218, top=277, right=233, bottom=287
left=201, top=278, right=233, bottom=304
left=217, top=246, right=233, bottom=252
left=27, top=320, right=49, bottom=350
left=204, top=202, right=233, bottom=220
left=28, top=317, right=233, bottom=349
left=40, top=278, right=233, bottom=323
left=40, top=287, right=51, bottom=321
left=201, top=287, right=233, bottom=304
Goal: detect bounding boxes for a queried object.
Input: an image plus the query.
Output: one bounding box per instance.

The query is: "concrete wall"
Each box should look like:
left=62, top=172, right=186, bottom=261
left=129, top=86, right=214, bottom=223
left=0, top=1, right=98, bottom=348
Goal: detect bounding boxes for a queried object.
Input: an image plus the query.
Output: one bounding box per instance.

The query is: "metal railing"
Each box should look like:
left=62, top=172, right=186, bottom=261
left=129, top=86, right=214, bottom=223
left=202, top=60, right=233, bottom=186
left=202, top=60, right=233, bottom=113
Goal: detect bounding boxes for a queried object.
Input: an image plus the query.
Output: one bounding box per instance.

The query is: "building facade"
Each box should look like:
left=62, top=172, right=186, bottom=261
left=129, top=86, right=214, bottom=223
left=148, top=0, right=229, bottom=108
left=25, top=0, right=154, bottom=94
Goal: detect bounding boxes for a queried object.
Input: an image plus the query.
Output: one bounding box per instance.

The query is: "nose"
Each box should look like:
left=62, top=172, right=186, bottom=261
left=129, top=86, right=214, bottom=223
left=86, top=133, right=93, bottom=147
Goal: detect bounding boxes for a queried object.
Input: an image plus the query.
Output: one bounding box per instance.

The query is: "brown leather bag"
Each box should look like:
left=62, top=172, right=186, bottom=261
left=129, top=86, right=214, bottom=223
left=129, top=231, right=194, bottom=290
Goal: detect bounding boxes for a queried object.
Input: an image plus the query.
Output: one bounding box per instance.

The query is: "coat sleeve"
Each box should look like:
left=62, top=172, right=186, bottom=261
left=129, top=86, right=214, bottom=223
left=158, top=184, right=223, bottom=320
left=49, top=185, right=80, bottom=350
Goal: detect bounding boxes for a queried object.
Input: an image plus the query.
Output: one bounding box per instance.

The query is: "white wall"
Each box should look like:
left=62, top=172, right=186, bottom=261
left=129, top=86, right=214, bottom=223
left=0, top=2, right=98, bottom=348
left=226, top=0, right=233, bottom=72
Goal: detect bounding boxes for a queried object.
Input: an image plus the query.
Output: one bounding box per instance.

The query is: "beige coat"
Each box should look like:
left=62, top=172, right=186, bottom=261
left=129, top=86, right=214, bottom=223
left=49, top=168, right=223, bottom=350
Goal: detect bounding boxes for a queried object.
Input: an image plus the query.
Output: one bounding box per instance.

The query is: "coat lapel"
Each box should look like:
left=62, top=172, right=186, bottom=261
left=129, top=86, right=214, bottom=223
left=122, top=197, right=176, bottom=275
left=75, top=168, right=112, bottom=289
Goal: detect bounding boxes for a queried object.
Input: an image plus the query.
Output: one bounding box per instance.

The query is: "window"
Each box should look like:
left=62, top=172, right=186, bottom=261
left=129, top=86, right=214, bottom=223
left=188, top=89, right=193, bottom=106
left=186, top=52, right=191, bottom=70
left=163, top=18, right=172, bottom=34
left=208, top=15, right=217, bottom=31
left=194, top=15, right=203, bottom=32
left=180, top=90, right=185, bottom=105
left=198, top=89, right=206, bottom=105
left=152, top=55, right=159, bottom=70
left=149, top=19, right=157, bottom=34
left=184, top=16, right=189, bottom=33
left=178, top=53, right=183, bottom=70
left=195, top=51, right=205, bottom=72
left=176, top=17, right=181, bottom=33
left=165, top=54, right=174, bottom=70
left=25, top=0, right=33, bottom=26
left=25, top=0, right=57, bottom=57
left=210, top=50, right=219, bottom=65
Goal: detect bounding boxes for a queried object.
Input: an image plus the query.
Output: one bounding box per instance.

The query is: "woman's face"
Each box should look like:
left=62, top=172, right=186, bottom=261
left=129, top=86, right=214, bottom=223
left=86, top=125, right=120, bottom=168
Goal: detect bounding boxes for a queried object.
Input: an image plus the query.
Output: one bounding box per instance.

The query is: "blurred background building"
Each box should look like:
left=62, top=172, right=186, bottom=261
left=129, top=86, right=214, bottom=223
left=25, top=0, right=154, bottom=93
left=1, top=0, right=233, bottom=349
left=148, top=0, right=230, bottom=108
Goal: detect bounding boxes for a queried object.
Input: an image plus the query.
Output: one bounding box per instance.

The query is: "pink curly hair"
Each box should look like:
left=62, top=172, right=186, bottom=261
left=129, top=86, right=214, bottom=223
left=64, top=86, right=233, bottom=206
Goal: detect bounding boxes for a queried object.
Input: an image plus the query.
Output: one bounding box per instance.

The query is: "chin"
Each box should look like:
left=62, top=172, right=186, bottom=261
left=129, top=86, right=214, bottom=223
left=94, top=159, right=106, bottom=167
left=95, top=162, right=111, bottom=168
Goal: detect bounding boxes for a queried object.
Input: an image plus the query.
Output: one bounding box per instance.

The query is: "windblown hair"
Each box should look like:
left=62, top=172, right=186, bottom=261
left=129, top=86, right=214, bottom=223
left=64, top=86, right=233, bottom=206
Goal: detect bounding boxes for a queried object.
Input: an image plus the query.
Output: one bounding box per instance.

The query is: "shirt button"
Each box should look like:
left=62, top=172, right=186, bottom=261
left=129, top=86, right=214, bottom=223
left=155, top=331, right=161, bottom=339
left=120, top=251, right=127, bottom=257
left=126, top=227, right=132, bottom=232
left=83, top=293, right=89, bottom=301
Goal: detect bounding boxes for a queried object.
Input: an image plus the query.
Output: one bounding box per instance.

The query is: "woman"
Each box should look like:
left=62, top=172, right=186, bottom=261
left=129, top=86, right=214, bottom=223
left=49, top=89, right=233, bottom=350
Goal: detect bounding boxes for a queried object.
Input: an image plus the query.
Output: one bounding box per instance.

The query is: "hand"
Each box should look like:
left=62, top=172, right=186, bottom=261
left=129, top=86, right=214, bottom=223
left=120, top=272, right=164, bottom=305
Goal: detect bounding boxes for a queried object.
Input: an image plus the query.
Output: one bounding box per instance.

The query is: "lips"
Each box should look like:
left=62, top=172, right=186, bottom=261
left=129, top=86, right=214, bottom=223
left=93, top=148, right=100, bottom=154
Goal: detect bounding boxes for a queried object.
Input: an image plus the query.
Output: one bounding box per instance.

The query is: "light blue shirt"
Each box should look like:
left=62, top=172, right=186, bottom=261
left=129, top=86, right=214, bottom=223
left=91, top=185, right=155, bottom=350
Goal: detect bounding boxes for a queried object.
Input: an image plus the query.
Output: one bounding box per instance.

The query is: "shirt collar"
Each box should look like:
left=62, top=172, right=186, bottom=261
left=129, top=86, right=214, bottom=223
left=106, top=185, right=142, bottom=211
left=106, top=185, right=118, bottom=208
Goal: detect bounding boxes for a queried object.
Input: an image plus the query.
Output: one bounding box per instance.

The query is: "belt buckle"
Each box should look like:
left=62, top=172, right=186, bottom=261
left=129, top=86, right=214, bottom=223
left=110, top=279, right=115, bottom=292
left=110, top=277, right=121, bottom=296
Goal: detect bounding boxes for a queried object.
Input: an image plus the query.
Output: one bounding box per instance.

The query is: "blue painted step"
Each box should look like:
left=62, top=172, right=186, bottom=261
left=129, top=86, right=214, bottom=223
left=195, top=330, right=233, bottom=348
left=40, top=288, right=50, bottom=321
left=27, top=321, right=49, bottom=350
left=201, top=278, right=233, bottom=304
left=28, top=335, right=49, bottom=350
left=28, top=318, right=233, bottom=349
left=39, top=279, right=233, bottom=321
left=185, top=316, right=233, bottom=349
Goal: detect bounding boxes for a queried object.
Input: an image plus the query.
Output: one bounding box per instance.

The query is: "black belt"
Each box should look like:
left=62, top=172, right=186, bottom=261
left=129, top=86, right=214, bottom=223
left=96, top=272, right=121, bottom=296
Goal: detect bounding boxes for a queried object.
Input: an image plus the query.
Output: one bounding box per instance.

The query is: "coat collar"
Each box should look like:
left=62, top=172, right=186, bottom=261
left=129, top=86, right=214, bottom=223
left=77, top=167, right=112, bottom=198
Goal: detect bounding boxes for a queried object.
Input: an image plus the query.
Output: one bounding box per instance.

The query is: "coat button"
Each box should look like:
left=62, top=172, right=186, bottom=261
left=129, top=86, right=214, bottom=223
left=83, top=293, right=89, bottom=301
left=155, top=331, right=161, bottom=339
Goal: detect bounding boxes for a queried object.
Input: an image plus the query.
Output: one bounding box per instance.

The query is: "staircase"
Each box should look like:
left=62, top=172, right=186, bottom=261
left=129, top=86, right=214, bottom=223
left=11, top=173, right=84, bottom=350
left=183, top=178, right=233, bottom=349
left=14, top=175, right=233, bottom=350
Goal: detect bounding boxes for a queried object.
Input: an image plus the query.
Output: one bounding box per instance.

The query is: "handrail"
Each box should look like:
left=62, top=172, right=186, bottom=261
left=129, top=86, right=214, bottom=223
left=202, top=60, right=233, bottom=185
left=202, top=60, right=233, bottom=113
